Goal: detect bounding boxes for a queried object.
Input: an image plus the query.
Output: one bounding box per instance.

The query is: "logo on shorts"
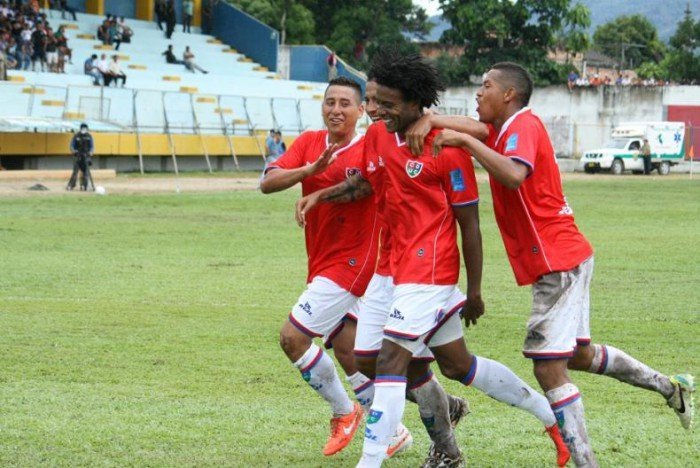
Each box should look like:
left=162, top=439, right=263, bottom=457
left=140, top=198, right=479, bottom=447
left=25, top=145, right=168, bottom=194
left=435, top=309, right=445, bottom=324
left=389, top=308, right=405, bottom=320
left=406, top=160, right=424, bottom=178
left=299, top=301, right=312, bottom=315
left=346, top=167, right=361, bottom=178
left=526, top=330, right=545, bottom=342
left=367, top=409, right=383, bottom=424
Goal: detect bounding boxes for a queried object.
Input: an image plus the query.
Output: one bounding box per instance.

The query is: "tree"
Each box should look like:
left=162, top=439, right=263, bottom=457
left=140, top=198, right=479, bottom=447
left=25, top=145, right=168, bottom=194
left=558, top=2, right=591, bottom=64
left=300, top=0, right=429, bottom=68
left=437, top=0, right=586, bottom=85
left=228, top=0, right=315, bottom=45
left=660, top=4, right=700, bottom=83
left=592, top=15, right=666, bottom=69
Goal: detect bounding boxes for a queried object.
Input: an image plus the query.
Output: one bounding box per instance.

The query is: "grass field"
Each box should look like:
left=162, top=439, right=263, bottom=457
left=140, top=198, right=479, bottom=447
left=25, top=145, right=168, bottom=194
left=1, top=174, right=698, bottom=467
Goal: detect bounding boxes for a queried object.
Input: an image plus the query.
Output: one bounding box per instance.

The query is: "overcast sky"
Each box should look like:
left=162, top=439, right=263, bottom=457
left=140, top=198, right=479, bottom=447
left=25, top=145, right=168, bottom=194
left=414, top=0, right=441, bottom=16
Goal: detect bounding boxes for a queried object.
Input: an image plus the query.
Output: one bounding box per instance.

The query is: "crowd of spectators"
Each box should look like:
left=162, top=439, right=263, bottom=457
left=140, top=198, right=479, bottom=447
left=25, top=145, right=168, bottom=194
left=265, top=129, right=286, bottom=163
left=83, top=52, right=126, bottom=87
left=567, top=71, right=676, bottom=90
left=0, top=0, right=74, bottom=76
left=96, top=14, right=132, bottom=51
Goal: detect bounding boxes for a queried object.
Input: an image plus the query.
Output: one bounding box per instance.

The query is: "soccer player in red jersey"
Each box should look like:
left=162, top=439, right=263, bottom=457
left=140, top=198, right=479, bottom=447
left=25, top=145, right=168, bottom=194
left=297, top=51, right=569, bottom=468
left=431, top=62, right=695, bottom=466
left=259, top=77, right=377, bottom=457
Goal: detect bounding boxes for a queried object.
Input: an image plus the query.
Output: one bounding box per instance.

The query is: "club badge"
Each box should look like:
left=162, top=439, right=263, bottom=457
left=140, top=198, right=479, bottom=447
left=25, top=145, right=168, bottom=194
left=405, top=160, right=423, bottom=178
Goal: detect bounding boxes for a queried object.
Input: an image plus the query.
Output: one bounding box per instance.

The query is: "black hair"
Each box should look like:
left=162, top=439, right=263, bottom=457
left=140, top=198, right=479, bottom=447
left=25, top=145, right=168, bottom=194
left=326, top=76, right=363, bottom=103
left=80, top=123, right=88, bottom=129
left=91, top=54, right=97, bottom=59
left=368, top=49, right=444, bottom=108
left=490, top=62, right=533, bottom=106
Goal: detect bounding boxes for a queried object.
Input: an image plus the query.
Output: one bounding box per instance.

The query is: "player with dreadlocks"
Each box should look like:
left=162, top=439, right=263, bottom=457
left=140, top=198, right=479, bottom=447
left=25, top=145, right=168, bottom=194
left=296, top=49, right=570, bottom=468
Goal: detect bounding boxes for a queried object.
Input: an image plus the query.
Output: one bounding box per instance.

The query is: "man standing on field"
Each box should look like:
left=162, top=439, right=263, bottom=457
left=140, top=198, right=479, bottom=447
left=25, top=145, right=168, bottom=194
left=259, top=77, right=375, bottom=457
left=431, top=61, right=695, bottom=467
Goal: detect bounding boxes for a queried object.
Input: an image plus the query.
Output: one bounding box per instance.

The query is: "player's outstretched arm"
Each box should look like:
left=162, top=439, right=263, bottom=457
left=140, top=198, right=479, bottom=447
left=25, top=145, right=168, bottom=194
left=406, top=114, right=488, bottom=156
left=453, top=204, right=484, bottom=327
left=294, top=174, right=372, bottom=227
left=260, top=143, right=338, bottom=194
left=433, top=130, right=528, bottom=189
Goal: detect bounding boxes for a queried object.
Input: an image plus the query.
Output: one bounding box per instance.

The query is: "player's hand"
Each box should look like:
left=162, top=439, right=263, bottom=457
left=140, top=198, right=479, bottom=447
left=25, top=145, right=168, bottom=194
left=432, top=129, right=467, bottom=157
left=461, top=294, right=484, bottom=327
left=295, top=192, right=320, bottom=227
left=305, top=143, right=338, bottom=177
left=405, top=113, right=433, bottom=156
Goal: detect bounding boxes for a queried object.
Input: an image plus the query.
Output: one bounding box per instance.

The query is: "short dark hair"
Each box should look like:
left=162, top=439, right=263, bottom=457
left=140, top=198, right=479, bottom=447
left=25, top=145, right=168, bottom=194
left=80, top=123, right=88, bottom=129
left=490, top=62, right=533, bottom=106
left=91, top=54, right=97, bottom=59
left=326, top=76, right=363, bottom=103
left=368, top=49, right=444, bottom=108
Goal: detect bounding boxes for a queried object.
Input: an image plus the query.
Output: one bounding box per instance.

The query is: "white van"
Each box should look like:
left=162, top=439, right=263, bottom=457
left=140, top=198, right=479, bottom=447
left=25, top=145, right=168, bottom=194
left=580, top=122, right=686, bottom=175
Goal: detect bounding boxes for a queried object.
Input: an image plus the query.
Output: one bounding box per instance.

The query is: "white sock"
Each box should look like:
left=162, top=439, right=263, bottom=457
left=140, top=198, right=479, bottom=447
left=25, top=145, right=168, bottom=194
left=547, top=383, right=598, bottom=467
left=463, top=355, right=556, bottom=426
left=347, top=371, right=375, bottom=412
left=359, top=376, right=407, bottom=467
left=293, top=343, right=354, bottom=416
left=410, top=371, right=460, bottom=456
left=588, top=344, right=674, bottom=398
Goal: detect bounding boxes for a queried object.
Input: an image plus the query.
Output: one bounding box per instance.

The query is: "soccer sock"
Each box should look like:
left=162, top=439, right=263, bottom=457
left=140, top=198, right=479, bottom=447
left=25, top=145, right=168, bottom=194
left=547, top=383, right=598, bottom=467
left=293, top=343, right=354, bottom=416
left=359, top=376, right=407, bottom=467
left=463, top=355, right=557, bottom=426
left=587, top=344, right=675, bottom=399
left=347, top=371, right=374, bottom=413
left=410, top=370, right=460, bottom=457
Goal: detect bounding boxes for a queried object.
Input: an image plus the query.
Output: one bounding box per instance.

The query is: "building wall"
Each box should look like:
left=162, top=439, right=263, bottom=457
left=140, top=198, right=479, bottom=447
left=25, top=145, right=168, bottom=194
left=442, top=85, right=700, bottom=157
left=288, top=46, right=366, bottom=88
left=104, top=0, right=136, bottom=19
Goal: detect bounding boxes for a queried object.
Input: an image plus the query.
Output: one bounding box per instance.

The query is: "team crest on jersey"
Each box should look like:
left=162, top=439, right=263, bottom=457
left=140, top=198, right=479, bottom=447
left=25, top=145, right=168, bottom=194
left=346, top=167, right=361, bottom=178
left=405, top=160, right=424, bottom=178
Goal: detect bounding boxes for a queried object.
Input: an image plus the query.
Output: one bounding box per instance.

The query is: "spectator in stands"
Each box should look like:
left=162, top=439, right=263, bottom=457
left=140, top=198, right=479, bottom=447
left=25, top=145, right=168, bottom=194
left=58, top=0, right=76, bottom=21
left=107, top=54, right=126, bottom=87
left=165, top=0, right=176, bottom=39
left=108, top=18, right=122, bottom=50
left=182, top=0, right=193, bottom=33
left=96, top=52, right=109, bottom=84
left=183, top=45, right=207, bottom=73
left=67, top=123, right=94, bottom=191
left=84, top=53, right=100, bottom=85
left=118, top=17, right=132, bottom=44
left=55, top=25, right=71, bottom=69
left=97, top=17, right=109, bottom=44
left=0, top=49, right=7, bottom=80
left=18, top=37, right=31, bottom=69
left=162, top=44, right=184, bottom=65
left=44, top=28, right=58, bottom=72
left=275, top=130, right=286, bottom=154
left=154, top=0, right=165, bottom=31
left=201, top=0, right=212, bottom=34
left=567, top=71, right=578, bottom=91
left=30, top=22, right=46, bottom=72
left=326, top=51, right=337, bottom=80
left=265, top=129, right=275, bottom=156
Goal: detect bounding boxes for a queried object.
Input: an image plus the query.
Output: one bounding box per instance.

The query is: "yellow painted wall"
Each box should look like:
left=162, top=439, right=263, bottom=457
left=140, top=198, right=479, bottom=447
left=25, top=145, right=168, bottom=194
left=193, top=0, right=202, bottom=27
left=135, top=0, right=154, bottom=21
left=85, top=0, right=105, bottom=16
left=0, top=132, right=286, bottom=158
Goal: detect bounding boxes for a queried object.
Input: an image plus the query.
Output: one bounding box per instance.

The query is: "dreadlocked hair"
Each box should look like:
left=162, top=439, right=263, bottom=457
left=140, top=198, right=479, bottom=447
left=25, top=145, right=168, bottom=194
left=368, top=48, right=445, bottom=108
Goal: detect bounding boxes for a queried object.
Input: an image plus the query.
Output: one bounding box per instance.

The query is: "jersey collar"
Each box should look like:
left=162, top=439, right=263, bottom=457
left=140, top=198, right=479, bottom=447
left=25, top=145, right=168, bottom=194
left=325, top=132, right=363, bottom=155
left=495, top=107, right=531, bottom=147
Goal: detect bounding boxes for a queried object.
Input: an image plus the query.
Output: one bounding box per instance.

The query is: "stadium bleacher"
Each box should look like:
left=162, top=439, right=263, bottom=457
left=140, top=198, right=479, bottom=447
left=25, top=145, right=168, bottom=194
left=1, top=8, right=342, bottom=167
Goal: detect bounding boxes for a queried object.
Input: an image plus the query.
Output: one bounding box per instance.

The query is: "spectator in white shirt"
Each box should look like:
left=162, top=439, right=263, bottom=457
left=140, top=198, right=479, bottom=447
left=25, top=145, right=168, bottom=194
left=183, top=46, right=208, bottom=74
left=107, top=54, right=126, bottom=87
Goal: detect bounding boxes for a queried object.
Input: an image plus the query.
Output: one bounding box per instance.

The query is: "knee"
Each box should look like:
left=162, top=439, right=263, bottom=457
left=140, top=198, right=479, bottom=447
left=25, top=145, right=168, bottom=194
left=355, top=356, right=377, bottom=379
left=279, top=322, right=309, bottom=361
left=333, top=344, right=355, bottom=370
left=568, top=345, right=595, bottom=371
left=437, top=359, right=471, bottom=382
left=533, top=360, right=569, bottom=390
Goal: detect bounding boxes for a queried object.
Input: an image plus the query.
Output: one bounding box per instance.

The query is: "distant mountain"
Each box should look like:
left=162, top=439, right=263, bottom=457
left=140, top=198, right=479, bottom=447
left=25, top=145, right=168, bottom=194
left=422, top=1, right=696, bottom=44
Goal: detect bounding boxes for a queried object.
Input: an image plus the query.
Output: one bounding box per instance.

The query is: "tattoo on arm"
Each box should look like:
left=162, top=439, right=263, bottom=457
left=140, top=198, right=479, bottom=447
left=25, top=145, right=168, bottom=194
left=320, top=176, right=372, bottom=203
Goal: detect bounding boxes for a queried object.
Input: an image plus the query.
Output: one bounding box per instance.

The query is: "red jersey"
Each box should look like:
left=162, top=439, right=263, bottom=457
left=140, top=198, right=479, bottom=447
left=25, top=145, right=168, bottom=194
left=486, top=108, right=593, bottom=286
left=363, top=122, right=479, bottom=285
left=267, top=130, right=379, bottom=296
left=374, top=190, right=393, bottom=277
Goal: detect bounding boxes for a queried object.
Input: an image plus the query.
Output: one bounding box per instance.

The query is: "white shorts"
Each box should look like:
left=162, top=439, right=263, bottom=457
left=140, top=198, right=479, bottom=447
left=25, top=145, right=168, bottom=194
left=46, top=51, right=58, bottom=64
left=288, top=276, right=359, bottom=348
left=523, top=256, right=594, bottom=359
left=384, top=284, right=465, bottom=355
left=355, top=274, right=434, bottom=361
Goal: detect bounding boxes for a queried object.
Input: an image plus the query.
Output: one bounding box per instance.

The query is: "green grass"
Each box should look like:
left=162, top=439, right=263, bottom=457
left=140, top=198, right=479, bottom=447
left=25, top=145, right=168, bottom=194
left=1, top=175, right=698, bottom=467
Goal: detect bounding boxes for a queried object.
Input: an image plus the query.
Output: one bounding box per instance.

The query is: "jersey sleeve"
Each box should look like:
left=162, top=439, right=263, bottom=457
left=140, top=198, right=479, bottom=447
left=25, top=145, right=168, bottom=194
left=439, top=147, right=479, bottom=207
left=265, top=131, right=311, bottom=172
left=360, top=123, right=385, bottom=195
left=501, top=116, right=538, bottom=173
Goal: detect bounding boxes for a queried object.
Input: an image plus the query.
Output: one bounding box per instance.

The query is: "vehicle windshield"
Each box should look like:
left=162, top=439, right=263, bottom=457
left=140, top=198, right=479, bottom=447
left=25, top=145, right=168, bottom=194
left=605, top=138, right=631, bottom=149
